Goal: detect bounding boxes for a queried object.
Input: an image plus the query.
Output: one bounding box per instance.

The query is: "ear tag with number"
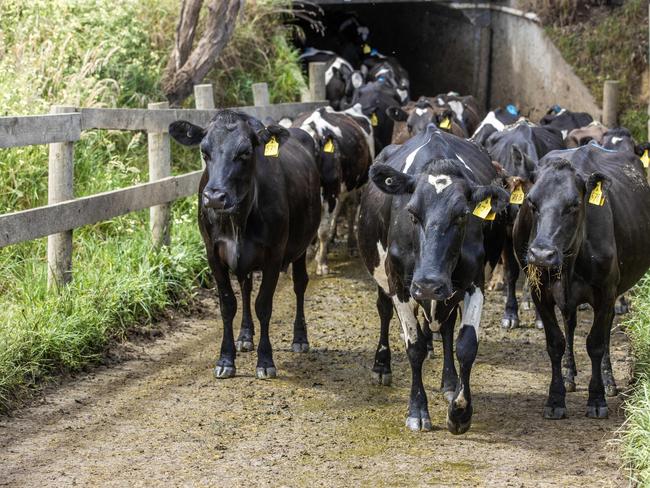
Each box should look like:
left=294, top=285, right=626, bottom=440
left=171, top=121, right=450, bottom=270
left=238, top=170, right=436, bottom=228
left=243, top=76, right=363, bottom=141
left=473, top=197, right=496, bottom=220
left=510, top=185, right=525, bottom=205
left=363, top=43, right=371, bottom=54
left=264, top=136, right=279, bottom=157
left=370, top=112, right=378, bottom=127
left=324, top=138, right=335, bottom=153
left=588, top=181, right=605, bottom=206
left=641, top=149, right=650, bottom=168
left=439, top=117, right=451, bottom=130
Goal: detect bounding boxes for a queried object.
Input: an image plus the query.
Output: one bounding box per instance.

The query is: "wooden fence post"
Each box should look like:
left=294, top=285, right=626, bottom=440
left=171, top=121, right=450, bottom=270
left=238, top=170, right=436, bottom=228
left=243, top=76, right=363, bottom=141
left=252, top=83, right=270, bottom=106
left=309, top=62, right=327, bottom=102
left=194, top=83, right=214, bottom=169
left=602, top=80, right=620, bottom=128
left=147, top=102, right=172, bottom=248
left=47, top=105, right=76, bottom=289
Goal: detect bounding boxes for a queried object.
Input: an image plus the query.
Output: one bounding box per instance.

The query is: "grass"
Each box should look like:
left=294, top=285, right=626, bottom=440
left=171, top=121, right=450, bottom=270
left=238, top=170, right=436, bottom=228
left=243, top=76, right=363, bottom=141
left=0, top=0, right=306, bottom=412
left=545, top=0, right=648, bottom=140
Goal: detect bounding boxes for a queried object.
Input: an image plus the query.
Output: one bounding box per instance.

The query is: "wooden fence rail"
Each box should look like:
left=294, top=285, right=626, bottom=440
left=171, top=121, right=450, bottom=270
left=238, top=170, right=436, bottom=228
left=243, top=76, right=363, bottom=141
left=0, top=65, right=326, bottom=290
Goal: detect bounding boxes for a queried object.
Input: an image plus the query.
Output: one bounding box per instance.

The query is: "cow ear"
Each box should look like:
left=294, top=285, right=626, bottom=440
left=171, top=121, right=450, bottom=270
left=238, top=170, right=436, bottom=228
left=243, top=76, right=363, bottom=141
left=511, top=146, right=536, bottom=175
left=585, top=172, right=611, bottom=199
left=470, top=184, right=510, bottom=214
left=257, top=124, right=291, bottom=147
left=635, top=142, right=650, bottom=156
left=386, top=106, right=408, bottom=122
left=169, top=121, right=205, bottom=146
left=370, top=164, right=416, bottom=194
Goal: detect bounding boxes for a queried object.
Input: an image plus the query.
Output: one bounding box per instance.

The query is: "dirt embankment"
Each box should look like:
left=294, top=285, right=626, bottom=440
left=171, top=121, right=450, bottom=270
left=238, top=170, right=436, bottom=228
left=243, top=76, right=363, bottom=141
left=0, top=248, right=630, bottom=487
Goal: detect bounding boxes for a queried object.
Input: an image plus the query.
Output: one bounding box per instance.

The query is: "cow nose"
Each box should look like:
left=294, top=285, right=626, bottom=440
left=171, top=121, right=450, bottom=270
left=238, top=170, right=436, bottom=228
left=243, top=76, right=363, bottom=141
left=528, top=246, right=558, bottom=266
left=202, top=188, right=227, bottom=209
left=411, top=279, right=451, bottom=301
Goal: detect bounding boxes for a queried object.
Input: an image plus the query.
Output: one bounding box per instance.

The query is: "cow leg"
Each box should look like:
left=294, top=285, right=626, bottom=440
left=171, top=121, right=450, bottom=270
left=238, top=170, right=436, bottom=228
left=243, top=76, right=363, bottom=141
left=601, top=323, right=618, bottom=397
left=447, top=287, right=483, bottom=435
left=586, top=300, right=615, bottom=418
left=371, top=287, right=393, bottom=385
left=291, top=252, right=310, bottom=353
left=562, top=310, right=578, bottom=392
left=438, top=306, right=458, bottom=403
left=501, top=240, right=520, bottom=329
left=235, top=274, right=255, bottom=353
left=393, top=297, right=431, bottom=431
left=535, top=292, right=567, bottom=419
left=615, top=294, right=629, bottom=315
left=346, top=190, right=360, bottom=257
left=315, top=194, right=345, bottom=275
left=255, top=265, right=281, bottom=379
left=212, top=266, right=238, bottom=379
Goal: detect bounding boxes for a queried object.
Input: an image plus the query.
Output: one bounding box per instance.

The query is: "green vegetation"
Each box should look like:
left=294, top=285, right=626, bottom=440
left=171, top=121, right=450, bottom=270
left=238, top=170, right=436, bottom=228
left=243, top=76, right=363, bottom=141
left=545, top=0, right=648, bottom=140
left=0, top=0, right=306, bottom=411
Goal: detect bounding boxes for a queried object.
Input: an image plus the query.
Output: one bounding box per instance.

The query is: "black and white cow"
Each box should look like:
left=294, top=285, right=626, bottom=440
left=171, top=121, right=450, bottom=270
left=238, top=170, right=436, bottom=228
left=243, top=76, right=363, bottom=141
left=293, top=106, right=374, bottom=275
left=434, top=92, right=483, bottom=136
left=471, top=106, right=521, bottom=146
left=362, top=55, right=410, bottom=104
left=169, top=110, right=322, bottom=376
left=513, top=145, right=650, bottom=418
left=358, top=124, right=508, bottom=433
left=387, top=96, right=467, bottom=140
left=484, top=121, right=565, bottom=329
left=539, top=105, right=593, bottom=140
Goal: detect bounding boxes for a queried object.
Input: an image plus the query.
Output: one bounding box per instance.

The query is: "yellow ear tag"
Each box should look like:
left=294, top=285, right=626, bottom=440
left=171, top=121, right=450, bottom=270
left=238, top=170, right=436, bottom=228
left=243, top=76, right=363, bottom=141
left=588, top=181, right=605, bottom=206
left=510, top=185, right=525, bottom=205
left=363, top=44, right=371, bottom=54
left=264, top=136, right=279, bottom=157
left=370, top=113, right=378, bottom=127
left=473, top=197, right=496, bottom=220
left=324, top=138, right=335, bottom=153
left=641, top=149, right=650, bottom=168
left=439, top=117, right=451, bottom=130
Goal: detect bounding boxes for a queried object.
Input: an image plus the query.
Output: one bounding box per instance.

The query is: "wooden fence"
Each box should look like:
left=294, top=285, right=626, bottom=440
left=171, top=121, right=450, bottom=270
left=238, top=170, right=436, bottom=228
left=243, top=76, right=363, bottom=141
left=0, top=62, right=328, bottom=289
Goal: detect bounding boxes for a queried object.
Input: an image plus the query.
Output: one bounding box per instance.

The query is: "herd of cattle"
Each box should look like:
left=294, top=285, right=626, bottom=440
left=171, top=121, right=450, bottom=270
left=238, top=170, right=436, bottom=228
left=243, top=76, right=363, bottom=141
left=168, top=26, right=650, bottom=435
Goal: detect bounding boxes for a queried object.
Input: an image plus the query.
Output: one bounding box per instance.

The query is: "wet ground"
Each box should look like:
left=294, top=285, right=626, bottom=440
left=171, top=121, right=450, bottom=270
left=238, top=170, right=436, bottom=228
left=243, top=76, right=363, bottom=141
left=0, top=246, right=631, bottom=487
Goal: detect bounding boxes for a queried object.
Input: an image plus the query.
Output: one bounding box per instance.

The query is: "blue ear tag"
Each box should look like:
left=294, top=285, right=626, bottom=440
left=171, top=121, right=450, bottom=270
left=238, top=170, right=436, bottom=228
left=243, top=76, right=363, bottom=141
left=377, top=76, right=386, bottom=83
left=506, top=104, right=518, bottom=116
left=370, top=48, right=378, bottom=56
left=552, top=104, right=562, bottom=114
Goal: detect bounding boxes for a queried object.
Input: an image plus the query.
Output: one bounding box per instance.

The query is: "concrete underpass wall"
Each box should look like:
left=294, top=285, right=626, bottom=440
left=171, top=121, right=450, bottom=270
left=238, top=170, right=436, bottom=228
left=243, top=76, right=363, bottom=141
left=489, top=11, right=601, bottom=120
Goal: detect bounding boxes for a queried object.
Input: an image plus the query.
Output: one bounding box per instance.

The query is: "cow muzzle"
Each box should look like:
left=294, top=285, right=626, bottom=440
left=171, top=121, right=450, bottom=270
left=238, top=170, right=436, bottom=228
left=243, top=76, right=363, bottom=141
left=202, top=188, right=234, bottom=211
left=410, top=277, right=452, bottom=301
left=527, top=245, right=560, bottom=268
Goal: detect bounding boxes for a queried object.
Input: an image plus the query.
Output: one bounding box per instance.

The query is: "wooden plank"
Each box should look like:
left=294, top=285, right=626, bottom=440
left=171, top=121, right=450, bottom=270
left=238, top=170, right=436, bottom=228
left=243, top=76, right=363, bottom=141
left=80, top=102, right=324, bottom=132
left=0, top=113, right=81, bottom=148
left=0, top=171, right=203, bottom=248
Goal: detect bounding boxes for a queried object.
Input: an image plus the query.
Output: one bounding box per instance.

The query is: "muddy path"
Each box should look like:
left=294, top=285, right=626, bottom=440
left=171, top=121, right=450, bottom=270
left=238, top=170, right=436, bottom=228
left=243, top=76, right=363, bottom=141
left=0, top=246, right=631, bottom=487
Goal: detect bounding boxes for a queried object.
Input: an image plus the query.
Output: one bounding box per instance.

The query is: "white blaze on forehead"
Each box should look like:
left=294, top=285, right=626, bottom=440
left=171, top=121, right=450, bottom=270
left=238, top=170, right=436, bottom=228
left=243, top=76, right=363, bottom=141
left=428, top=174, right=452, bottom=194
left=300, top=110, right=343, bottom=141
left=403, top=133, right=433, bottom=173
left=397, top=89, right=408, bottom=103
left=325, top=57, right=353, bottom=85
left=611, top=136, right=623, bottom=144
left=448, top=100, right=464, bottom=121
left=415, top=108, right=428, bottom=116
left=462, top=287, right=484, bottom=340
left=373, top=241, right=390, bottom=293
left=561, top=129, right=568, bottom=139
left=472, top=111, right=505, bottom=138
left=436, top=98, right=446, bottom=106
left=393, top=297, right=419, bottom=346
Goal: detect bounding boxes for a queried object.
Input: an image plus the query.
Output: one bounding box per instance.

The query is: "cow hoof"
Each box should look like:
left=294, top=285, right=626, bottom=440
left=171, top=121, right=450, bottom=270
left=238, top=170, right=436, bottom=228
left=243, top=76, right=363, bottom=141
left=605, top=385, right=618, bottom=397
left=256, top=367, right=277, bottom=379
left=586, top=405, right=608, bottom=419
left=446, top=416, right=471, bottom=435
left=371, top=371, right=392, bottom=386
left=535, top=319, right=544, bottom=330
left=578, top=303, right=590, bottom=311
left=615, top=304, right=629, bottom=315
left=214, top=365, right=236, bottom=379
left=406, top=415, right=432, bottom=432
left=235, top=340, right=254, bottom=353
left=291, top=342, right=309, bottom=353
left=431, top=332, right=442, bottom=342
left=543, top=406, right=567, bottom=419
left=316, top=265, right=329, bottom=276
left=501, top=317, right=519, bottom=329
left=564, top=380, right=576, bottom=393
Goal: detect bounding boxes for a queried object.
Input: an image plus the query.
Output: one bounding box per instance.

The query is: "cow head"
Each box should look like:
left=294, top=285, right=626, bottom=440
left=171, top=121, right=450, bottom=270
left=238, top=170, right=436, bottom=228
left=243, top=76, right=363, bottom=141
left=317, top=127, right=342, bottom=212
left=169, top=110, right=289, bottom=213
left=602, top=128, right=636, bottom=154
left=348, top=81, right=402, bottom=151
left=525, top=158, right=610, bottom=268
left=370, top=160, right=508, bottom=300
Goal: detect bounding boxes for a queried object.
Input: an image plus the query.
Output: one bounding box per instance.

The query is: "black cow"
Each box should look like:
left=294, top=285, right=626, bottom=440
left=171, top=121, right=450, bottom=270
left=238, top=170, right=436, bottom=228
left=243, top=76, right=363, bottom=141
left=471, top=106, right=521, bottom=146
left=293, top=106, right=374, bottom=275
left=358, top=124, right=508, bottom=433
left=484, top=121, right=565, bottom=329
left=539, top=106, right=593, bottom=140
left=363, top=55, right=410, bottom=104
left=169, top=110, right=322, bottom=376
left=513, top=145, right=650, bottom=418
left=346, top=81, right=403, bottom=154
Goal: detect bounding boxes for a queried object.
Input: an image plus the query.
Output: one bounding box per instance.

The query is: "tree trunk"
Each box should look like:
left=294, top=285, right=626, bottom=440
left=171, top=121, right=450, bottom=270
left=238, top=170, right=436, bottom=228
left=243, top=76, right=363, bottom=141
left=162, top=0, right=244, bottom=107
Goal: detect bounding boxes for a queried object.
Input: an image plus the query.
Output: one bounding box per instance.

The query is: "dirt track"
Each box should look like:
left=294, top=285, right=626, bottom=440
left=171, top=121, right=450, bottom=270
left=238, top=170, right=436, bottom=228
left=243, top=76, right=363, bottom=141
left=0, top=246, right=631, bottom=487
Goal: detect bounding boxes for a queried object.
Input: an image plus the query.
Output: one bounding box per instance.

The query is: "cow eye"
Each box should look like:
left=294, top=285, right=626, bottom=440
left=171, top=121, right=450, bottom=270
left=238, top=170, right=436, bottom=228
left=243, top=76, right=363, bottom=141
left=564, top=203, right=580, bottom=215
left=237, top=148, right=252, bottom=160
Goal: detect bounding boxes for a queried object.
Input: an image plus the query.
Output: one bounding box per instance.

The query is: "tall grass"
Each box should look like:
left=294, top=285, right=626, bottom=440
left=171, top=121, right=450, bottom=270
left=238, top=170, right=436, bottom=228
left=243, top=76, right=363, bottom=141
left=0, top=0, right=306, bottom=412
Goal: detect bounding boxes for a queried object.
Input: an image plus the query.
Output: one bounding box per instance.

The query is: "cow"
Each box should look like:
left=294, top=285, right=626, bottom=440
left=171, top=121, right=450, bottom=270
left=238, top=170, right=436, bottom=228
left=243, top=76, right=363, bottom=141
left=484, top=121, right=565, bottom=329
left=168, top=110, right=322, bottom=376
left=387, top=96, right=466, bottom=141
left=434, top=92, right=483, bottom=136
left=566, top=121, right=609, bottom=148
left=513, top=144, right=650, bottom=418
left=358, top=124, right=509, bottom=433
left=293, top=106, right=373, bottom=275
left=471, top=106, right=521, bottom=146
left=362, top=55, right=410, bottom=104
left=539, top=105, right=593, bottom=140
left=346, top=80, right=404, bottom=153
